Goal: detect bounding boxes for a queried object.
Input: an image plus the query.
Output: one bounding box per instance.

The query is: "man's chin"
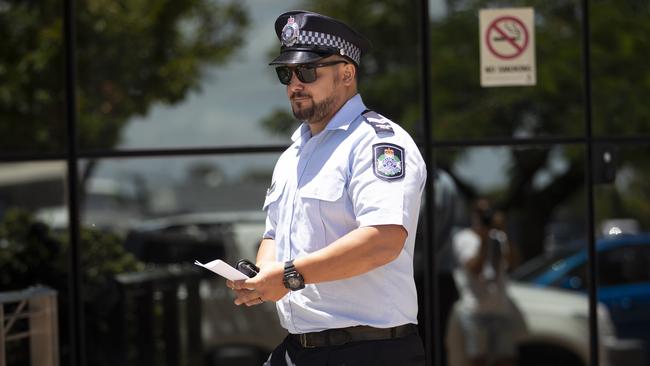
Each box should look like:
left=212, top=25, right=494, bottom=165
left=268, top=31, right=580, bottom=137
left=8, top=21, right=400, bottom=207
left=293, top=111, right=314, bottom=121
left=292, top=106, right=314, bottom=121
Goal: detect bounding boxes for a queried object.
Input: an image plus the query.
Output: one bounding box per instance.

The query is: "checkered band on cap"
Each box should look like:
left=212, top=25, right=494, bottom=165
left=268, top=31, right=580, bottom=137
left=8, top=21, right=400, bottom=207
left=299, top=30, right=362, bottom=65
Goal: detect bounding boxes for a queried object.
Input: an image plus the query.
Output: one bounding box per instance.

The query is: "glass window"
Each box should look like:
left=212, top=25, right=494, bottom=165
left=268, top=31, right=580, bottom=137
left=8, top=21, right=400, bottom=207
left=78, top=155, right=285, bottom=365
left=591, top=0, right=650, bottom=137
left=305, top=1, right=423, bottom=138
left=594, top=143, right=650, bottom=233
left=76, top=0, right=423, bottom=151
left=598, top=245, right=650, bottom=287
left=0, top=2, right=66, bottom=154
left=594, top=143, right=650, bottom=360
left=560, top=260, right=588, bottom=290
left=76, top=0, right=296, bottom=150
left=432, top=145, right=592, bottom=366
left=0, top=161, right=69, bottom=366
left=429, top=0, right=585, bottom=140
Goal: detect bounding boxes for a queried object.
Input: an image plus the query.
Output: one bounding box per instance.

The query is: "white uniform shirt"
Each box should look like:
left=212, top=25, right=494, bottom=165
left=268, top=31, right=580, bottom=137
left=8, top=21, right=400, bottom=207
left=262, top=94, right=426, bottom=333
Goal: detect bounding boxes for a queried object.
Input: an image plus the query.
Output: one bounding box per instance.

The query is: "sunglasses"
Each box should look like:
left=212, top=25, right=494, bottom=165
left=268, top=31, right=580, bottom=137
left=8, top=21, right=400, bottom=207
left=275, top=60, right=348, bottom=85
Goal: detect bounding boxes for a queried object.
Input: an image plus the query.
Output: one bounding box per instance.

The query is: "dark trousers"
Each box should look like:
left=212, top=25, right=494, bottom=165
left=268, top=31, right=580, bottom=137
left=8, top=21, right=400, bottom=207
left=265, top=332, right=425, bottom=366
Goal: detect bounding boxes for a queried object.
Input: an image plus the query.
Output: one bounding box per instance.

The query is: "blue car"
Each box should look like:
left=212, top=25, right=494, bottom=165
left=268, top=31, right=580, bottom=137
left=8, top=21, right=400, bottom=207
left=512, top=233, right=650, bottom=361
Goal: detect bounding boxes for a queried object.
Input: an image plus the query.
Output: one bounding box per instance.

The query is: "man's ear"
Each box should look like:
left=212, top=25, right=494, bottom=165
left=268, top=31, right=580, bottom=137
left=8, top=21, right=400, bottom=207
left=342, top=63, right=355, bottom=84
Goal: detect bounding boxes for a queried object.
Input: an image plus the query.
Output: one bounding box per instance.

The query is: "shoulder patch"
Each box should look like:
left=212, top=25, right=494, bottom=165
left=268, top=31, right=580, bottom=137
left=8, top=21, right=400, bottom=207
left=372, top=143, right=405, bottom=181
left=362, top=110, right=394, bottom=134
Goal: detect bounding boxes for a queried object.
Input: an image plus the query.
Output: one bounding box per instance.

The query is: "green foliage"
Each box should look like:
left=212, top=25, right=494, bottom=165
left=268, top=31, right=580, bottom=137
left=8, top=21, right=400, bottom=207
left=0, top=0, right=249, bottom=153
left=308, top=0, right=422, bottom=128
left=0, top=207, right=143, bottom=292
left=591, top=0, right=650, bottom=135
left=0, top=208, right=145, bottom=364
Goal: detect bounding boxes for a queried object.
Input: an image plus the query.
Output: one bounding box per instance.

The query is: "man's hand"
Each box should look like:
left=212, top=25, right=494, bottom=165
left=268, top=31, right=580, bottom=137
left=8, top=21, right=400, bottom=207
left=226, top=261, right=287, bottom=306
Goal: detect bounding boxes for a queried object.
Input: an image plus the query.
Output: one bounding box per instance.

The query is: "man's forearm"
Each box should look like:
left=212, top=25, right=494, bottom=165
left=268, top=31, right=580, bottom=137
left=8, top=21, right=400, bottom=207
left=256, top=238, right=276, bottom=266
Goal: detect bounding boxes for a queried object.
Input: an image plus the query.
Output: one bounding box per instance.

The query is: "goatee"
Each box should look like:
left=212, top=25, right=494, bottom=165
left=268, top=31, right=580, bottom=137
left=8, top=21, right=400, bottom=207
left=291, top=92, right=337, bottom=124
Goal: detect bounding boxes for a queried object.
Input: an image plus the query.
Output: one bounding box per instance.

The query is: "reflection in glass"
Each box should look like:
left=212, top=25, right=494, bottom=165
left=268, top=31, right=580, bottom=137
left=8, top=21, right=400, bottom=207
left=77, top=155, right=286, bottom=365
left=77, top=0, right=301, bottom=150
left=591, top=1, right=650, bottom=137
left=594, top=144, right=650, bottom=366
left=77, top=0, right=425, bottom=150
left=0, top=2, right=66, bottom=154
left=428, top=0, right=584, bottom=140
left=0, top=161, right=69, bottom=365
left=432, top=146, right=599, bottom=366
left=305, top=1, right=423, bottom=137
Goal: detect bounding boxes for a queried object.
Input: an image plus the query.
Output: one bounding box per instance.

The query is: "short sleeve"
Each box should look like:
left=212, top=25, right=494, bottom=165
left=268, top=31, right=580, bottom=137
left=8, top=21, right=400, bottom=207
left=348, top=133, right=425, bottom=234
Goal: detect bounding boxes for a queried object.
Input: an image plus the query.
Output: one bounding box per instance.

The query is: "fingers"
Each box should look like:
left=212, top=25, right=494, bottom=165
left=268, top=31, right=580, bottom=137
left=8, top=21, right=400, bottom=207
left=227, top=279, right=264, bottom=306
left=233, top=289, right=265, bottom=306
left=227, top=279, right=255, bottom=291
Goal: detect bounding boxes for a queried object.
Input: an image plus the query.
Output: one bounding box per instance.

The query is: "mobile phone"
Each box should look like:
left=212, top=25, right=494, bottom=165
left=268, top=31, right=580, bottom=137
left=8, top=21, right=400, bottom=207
left=236, top=259, right=260, bottom=278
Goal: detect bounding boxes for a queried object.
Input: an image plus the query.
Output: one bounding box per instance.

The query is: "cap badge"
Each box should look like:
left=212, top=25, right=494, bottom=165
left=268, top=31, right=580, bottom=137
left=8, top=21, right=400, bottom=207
left=281, top=16, right=300, bottom=47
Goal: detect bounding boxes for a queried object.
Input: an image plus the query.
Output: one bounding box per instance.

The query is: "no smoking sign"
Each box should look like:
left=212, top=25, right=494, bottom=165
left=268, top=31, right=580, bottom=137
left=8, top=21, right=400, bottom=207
left=486, top=16, right=529, bottom=59
left=480, top=8, right=536, bottom=87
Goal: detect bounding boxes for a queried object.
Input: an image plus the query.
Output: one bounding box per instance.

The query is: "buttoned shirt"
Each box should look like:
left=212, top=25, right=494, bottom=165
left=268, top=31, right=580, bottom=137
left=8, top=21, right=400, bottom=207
left=262, top=94, right=426, bottom=333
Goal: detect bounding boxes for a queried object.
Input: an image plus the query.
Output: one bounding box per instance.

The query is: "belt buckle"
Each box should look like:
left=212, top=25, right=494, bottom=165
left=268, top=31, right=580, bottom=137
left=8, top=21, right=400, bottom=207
left=299, top=333, right=315, bottom=348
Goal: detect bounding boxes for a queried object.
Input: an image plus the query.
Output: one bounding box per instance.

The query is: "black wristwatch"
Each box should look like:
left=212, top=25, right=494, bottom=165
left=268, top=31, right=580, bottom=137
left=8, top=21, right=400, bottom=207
left=283, top=259, right=305, bottom=291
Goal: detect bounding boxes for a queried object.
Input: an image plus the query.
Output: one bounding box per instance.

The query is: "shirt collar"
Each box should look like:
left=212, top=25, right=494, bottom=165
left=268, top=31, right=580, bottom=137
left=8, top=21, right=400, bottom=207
left=325, top=93, right=366, bottom=131
left=290, top=94, right=366, bottom=142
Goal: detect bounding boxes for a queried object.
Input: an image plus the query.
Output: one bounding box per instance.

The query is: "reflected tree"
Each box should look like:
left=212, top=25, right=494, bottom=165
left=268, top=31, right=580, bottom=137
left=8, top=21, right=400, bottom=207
left=0, top=208, right=144, bottom=365
left=0, top=0, right=249, bottom=152
left=76, top=0, right=249, bottom=150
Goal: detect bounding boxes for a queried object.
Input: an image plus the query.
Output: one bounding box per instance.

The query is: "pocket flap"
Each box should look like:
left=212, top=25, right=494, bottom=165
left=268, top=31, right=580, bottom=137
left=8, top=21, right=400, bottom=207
left=262, top=180, right=285, bottom=210
left=300, top=174, right=345, bottom=202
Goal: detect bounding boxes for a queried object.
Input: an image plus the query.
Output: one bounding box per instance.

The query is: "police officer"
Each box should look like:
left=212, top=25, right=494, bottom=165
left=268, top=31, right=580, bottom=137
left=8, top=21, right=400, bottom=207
left=228, top=10, right=427, bottom=365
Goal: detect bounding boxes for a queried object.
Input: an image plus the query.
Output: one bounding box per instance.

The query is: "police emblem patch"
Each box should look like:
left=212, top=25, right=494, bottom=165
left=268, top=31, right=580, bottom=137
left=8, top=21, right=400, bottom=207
left=373, top=143, right=405, bottom=181
left=281, top=16, right=300, bottom=47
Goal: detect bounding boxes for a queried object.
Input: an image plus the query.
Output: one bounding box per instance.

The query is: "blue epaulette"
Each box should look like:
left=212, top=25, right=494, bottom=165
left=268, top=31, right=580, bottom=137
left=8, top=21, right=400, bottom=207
left=362, top=109, right=394, bottom=135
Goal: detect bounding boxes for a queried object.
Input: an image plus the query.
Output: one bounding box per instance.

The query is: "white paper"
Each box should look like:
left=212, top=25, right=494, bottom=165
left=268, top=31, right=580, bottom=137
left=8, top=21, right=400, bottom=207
left=194, top=259, right=249, bottom=281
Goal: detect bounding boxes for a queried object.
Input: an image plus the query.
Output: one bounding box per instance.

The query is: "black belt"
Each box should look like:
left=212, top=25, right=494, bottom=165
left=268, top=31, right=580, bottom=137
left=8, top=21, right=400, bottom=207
left=290, top=324, right=418, bottom=348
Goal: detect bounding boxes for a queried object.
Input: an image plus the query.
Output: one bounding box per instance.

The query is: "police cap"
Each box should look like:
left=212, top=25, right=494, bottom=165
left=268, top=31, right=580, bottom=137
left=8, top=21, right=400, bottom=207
left=269, top=10, right=371, bottom=67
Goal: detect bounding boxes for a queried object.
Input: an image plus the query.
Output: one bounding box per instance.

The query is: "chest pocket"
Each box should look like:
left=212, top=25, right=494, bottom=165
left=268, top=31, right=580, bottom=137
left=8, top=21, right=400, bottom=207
left=299, top=173, right=345, bottom=202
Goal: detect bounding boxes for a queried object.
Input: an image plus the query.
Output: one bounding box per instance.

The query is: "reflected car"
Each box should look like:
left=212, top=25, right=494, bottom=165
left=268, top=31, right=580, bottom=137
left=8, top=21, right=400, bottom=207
left=124, top=211, right=266, bottom=264
left=121, top=211, right=286, bottom=364
left=512, top=233, right=650, bottom=365
left=446, top=281, right=618, bottom=366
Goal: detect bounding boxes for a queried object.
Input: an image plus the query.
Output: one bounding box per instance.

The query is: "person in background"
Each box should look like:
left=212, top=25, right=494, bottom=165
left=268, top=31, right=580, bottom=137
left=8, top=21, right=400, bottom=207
left=448, top=198, right=523, bottom=366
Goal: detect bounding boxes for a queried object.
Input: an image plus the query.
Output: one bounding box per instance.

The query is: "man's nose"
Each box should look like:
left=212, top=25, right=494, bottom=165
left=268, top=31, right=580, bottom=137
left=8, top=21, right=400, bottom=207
left=288, top=71, right=303, bottom=87
left=288, top=72, right=304, bottom=91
